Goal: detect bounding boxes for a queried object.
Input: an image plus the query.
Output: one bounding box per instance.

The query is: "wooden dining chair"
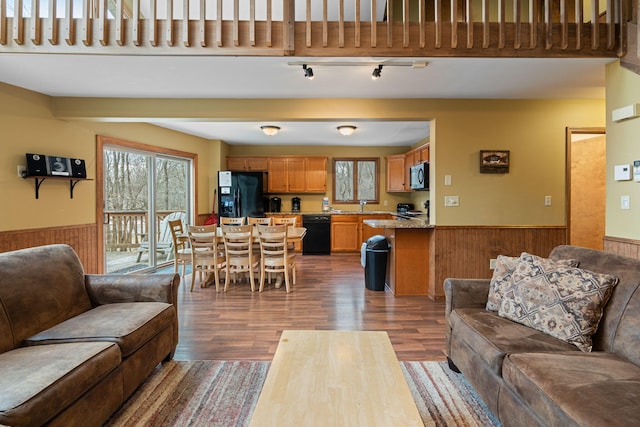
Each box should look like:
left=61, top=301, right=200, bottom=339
left=248, top=217, right=273, bottom=226
left=168, top=218, right=191, bottom=278
left=272, top=216, right=297, bottom=226
left=220, top=217, right=246, bottom=225
left=272, top=217, right=298, bottom=251
left=186, top=224, right=226, bottom=292
left=221, top=224, right=259, bottom=292
left=257, top=225, right=296, bottom=293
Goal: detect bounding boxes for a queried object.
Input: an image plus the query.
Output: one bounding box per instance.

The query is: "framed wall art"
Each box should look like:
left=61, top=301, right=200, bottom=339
left=480, top=150, right=510, bottom=173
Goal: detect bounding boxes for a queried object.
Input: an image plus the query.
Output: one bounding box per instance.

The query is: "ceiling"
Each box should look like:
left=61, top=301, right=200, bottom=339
left=0, top=54, right=613, bottom=146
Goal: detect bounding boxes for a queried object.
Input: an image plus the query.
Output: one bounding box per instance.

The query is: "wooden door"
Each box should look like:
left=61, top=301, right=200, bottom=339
left=331, top=216, right=360, bottom=252
left=569, top=132, right=606, bottom=250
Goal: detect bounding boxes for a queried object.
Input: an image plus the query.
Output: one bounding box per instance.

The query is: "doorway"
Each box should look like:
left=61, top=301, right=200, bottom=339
left=96, top=136, right=195, bottom=274
left=566, top=128, right=606, bottom=250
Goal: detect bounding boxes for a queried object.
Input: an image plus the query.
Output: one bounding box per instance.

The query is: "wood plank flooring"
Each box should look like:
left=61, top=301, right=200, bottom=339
left=174, top=253, right=447, bottom=361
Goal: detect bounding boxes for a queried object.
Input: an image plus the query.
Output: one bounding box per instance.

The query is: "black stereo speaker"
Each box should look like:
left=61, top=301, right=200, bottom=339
left=70, top=158, right=87, bottom=178
left=26, top=153, right=47, bottom=176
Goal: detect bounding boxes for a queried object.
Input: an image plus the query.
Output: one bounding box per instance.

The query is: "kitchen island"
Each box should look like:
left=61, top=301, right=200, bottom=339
left=363, top=219, right=434, bottom=296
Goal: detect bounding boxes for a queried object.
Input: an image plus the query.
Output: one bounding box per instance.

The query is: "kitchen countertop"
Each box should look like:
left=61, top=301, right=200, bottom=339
left=363, top=219, right=433, bottom=229
left=267, top=211, right=392, bottom=215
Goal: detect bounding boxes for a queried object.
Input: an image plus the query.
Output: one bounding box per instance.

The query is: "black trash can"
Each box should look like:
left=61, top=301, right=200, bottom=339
left=363, top=235, right=390, bottom=291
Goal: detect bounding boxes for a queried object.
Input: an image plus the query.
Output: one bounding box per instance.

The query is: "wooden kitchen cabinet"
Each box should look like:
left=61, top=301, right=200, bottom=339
left=305, top=157, right=327, bottom=192
left=227, top=156, right=268, bottom=171
left=360, top=214, right=390, bottom=243
left=331, top=215, right=361, bottom=252
left=267, top=156, right=327, bottom=193
left=385, top=155, right=408, bottom=192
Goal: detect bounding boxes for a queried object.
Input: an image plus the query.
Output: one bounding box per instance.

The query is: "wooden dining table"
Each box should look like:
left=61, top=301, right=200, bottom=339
left=183, top=226, right=307, bottom=289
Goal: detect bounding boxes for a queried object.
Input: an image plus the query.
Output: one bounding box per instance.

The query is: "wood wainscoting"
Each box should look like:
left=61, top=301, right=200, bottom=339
left=429, top=226, right=567, bottom=300
left=603, top=236, right=640, bottom=260
left=0, top=224, right=98, bottom=273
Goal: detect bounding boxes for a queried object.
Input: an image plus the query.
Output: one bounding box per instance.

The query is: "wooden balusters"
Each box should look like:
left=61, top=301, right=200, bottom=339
left=498, top=0, right=505, bottom=49
left=402, top=0, right=409, bottom=47
left=354, top=0, right=360, bottom=47
left=47, top=0, right=56, bottom=44
left=216, top=0, right=222, bottom=46
left=305, top=0, right=311, bottom=47
left=183, top=0, right=190, bottom=46
left=13, top=0, right=23, bottom=44
left=249, top=0, right=255, bottom=46
left=371, top=0, right=377, bottom=48
left=322, top=0, right=328, bottom=47
left=529, top=0, right=537, bottom=49
left=133, top=0, right=141, bottom=46
left=199, top=0, right=205, bottom=46
left=0, top=0, right=6, bottom=45
left=466, top=0, right=473, bottom=48
left=451, top=0, right=458, bottom=48
left=592, top=0, right=599, bottom=49
left=514, top=0, right=521, bottom=49
left=386, top=0, right=392, bottom=47
left=232, top=0, right=238, bottom=46
left=422, top=0, right=429, bottom=49
left=575, top=0, right=583, bottom=49
left=266, top=0, right=272, bottom=47
left=339, top=0, right=344, bottom=48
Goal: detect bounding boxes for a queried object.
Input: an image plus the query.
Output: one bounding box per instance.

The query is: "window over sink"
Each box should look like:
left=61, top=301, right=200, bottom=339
left=332, top=158, right=379, bottom=204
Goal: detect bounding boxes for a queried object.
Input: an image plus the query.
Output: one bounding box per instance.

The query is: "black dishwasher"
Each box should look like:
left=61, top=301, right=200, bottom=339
left=302, top=215, right=331, bottom=255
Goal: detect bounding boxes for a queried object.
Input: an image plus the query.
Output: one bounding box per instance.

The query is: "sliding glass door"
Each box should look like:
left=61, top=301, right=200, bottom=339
left=102, top=145, right=191, bottom=274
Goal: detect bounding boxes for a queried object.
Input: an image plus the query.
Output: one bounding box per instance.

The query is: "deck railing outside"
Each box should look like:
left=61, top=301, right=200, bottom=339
left=0, top=0, right=627, bottom=57
left=105, top=209, right=181, bottom=252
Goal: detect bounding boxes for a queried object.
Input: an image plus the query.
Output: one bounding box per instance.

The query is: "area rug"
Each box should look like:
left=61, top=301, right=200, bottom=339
left=105, top=360, right=501, bottom=427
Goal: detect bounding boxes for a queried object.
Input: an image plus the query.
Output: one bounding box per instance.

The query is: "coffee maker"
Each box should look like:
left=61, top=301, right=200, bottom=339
left=292, top=197, right=301, bottom=212
left=270, top=197, right=282, bottom=213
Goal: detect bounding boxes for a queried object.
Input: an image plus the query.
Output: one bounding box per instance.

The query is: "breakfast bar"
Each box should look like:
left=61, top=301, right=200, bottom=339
left=363, top=219, right=434, bottom=296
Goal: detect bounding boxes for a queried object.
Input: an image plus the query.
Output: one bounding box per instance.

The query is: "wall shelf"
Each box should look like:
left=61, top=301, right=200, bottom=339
left=23, top=175, right=92, bottom=199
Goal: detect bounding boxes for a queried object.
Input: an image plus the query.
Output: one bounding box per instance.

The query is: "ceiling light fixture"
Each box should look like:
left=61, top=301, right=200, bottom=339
left=261, top=125, right=280, bottom=136
left=371, top=65, right=383, bottom=80
left=337, top=125, right=357, bottom=136
left=303, top=64, right=314, bottom=80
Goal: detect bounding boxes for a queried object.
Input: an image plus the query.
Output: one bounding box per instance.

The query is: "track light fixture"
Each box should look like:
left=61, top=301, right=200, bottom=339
left=371, top=65, right=383, bottom=80
left=261, top=125, right=280, bottom=136
left=337, top=125, right=357, bottom=136
left=303, top=64, right=314, bottom=80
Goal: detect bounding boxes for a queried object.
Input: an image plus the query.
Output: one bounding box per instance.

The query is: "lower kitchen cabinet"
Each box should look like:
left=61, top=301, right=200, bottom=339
left=330, top=215, right=361, bottom=252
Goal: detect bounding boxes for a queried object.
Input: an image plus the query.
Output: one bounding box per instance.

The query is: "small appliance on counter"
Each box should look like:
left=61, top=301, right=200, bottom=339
left=270, top=197, right=282, bottom=213
left=396, top=203, right=415, bottom=214
left=292, top=197, right=301, bottom=212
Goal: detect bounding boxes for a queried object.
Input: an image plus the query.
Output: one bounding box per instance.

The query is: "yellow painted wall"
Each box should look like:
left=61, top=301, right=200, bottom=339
left=605, top=62, right=640, bottom=240
left=2, top=85, right=605, bottom=230
left=0, top=83, right=217, bottom=232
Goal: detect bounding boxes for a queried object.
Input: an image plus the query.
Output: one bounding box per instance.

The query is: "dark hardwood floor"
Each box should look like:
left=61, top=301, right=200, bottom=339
left=173, top=253, right=447, bottom=361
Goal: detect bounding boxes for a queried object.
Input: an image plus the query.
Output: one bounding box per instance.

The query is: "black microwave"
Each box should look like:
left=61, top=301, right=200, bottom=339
left=410, top=162, right=429, bottom=190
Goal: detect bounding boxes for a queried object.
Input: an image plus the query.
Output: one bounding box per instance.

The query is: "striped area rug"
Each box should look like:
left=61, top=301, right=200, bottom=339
left=105, top=360, right=501, bottom=427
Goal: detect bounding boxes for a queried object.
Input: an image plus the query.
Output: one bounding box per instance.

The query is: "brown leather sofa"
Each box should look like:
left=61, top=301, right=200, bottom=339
left=445, top=245, right=640, bottom=427
left=0, top=244, right=180, bottom=426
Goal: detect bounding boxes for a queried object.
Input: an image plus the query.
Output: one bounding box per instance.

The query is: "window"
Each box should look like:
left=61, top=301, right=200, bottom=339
left=332, top=158, right=379, bottom=204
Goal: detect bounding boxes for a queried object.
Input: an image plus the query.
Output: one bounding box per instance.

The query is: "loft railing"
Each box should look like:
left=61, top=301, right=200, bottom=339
left=0, top=0, right=627, bottom=57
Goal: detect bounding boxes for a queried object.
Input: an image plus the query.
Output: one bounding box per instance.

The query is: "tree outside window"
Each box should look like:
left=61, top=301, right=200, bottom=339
left=332, top=158, right=379, bottom=204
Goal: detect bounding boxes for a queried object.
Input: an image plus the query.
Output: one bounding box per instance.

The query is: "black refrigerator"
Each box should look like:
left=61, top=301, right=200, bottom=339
left=218, top=171, right=267, bottom=219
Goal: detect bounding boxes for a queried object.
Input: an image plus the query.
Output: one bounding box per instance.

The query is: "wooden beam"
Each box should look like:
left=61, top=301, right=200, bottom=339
left=233, top=0, right=238, bottom=46
left=183, top=0, right=190, bottom=46
left=592, top=0, right=599, bottom=49
left=371, top=0, right=376, bottom=48
left=355, top=0, right=361, bottom=47
left=14, top=0, right=24, bottom=44
left=514, top=0, right=521, bottom=49
left=199, top=0, right=205, bottom=46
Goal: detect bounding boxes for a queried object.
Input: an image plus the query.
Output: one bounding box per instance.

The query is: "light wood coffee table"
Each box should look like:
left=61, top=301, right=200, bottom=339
left=249, top=330, right=423, bottom=427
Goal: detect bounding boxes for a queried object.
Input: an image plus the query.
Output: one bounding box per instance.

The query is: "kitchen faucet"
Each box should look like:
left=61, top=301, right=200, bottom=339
left=359, top=199, right=367, bottom=212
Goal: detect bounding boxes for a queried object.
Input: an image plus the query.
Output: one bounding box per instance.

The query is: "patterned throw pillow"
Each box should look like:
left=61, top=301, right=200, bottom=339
left=485, top=253, right=578, bottom=312
left=498, top=263, right=618, bottom=352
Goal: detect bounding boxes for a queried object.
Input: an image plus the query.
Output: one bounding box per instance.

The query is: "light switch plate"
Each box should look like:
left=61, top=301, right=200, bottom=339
left=444, top=175, right=452, bottom=186
left=621, top=195, right=630, bottom=210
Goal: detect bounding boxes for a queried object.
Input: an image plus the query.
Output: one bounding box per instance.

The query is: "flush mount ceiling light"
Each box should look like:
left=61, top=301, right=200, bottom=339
left=371, top=65, right=383, bottom=80
left=261, top=125, right=280, bottom=136
left=302, top=64, right=314, bottom=80
left=337, top=125, right=357, bottom=136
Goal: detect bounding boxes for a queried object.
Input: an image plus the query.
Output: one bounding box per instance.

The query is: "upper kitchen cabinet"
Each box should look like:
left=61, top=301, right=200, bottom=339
left=267, top=156, right=327, bottom=193
left=386, top=154, right=408, bottom=192
left=227, top=156, right=268, bottom=171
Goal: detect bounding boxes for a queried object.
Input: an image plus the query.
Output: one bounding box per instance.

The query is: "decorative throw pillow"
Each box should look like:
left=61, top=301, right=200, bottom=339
left=498, top=264, right=618, bottom=352
left=485, top=253, right=578, bottom=312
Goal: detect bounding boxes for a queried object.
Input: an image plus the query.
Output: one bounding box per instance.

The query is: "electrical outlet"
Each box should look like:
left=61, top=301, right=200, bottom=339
left=621, top=195, right=630, bottom=210
left=383, top=200, right=388, bottom=206
left=489, top=259, right=497, bottom=270
left=444, top=196, right=459, bottom=207
left=544, top=196, right=552, bottom=206
left=17, top=165, right=26, bottom=178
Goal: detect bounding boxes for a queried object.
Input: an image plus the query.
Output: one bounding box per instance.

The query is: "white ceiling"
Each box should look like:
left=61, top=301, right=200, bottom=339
left=0, top=54, right=613, bottom=146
